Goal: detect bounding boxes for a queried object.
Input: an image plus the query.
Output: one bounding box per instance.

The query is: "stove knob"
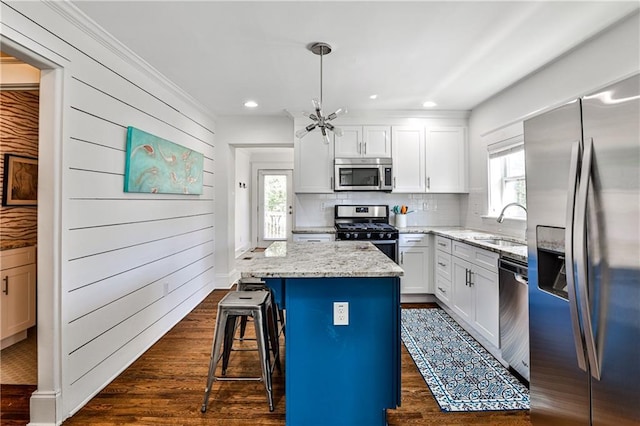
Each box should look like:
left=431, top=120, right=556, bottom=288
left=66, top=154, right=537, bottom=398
left=379, top=232, right=384, bottom=239
left=387, top=233, right=392, bottom=239
left=345, top=233, right=351, bottom=239
left=366, top=233, right=372, bottom=239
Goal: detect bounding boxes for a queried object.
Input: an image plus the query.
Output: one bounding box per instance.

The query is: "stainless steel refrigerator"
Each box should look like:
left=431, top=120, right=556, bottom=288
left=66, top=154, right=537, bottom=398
left=524, top=74, right=639, bottom=425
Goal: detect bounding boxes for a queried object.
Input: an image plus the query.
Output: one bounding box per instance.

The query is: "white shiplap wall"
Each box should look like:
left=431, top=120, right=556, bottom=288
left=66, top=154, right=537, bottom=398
left=1, top=0, right=216, bottom=421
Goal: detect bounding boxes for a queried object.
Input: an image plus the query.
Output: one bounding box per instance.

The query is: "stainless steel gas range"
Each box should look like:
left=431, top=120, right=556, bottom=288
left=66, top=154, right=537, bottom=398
left=334, top=205, right=399, bottom=263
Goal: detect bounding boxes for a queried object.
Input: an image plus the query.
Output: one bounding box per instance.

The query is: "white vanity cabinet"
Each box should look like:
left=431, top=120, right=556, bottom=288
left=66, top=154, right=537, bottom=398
left=398, top=233, right=432, bottom=294
left=294, top=128, right=335, bottom=193
left=292, top=233, right=335, bottom=242
left=450, top=239, right=500, bottom=347
left=335, top=125, right=391, bottom=158
left=1, top=246, right=36, bottom=347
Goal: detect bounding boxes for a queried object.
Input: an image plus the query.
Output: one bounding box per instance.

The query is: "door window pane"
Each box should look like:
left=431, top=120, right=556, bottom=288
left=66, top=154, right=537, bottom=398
left=263, top=175, right=286, bottom=240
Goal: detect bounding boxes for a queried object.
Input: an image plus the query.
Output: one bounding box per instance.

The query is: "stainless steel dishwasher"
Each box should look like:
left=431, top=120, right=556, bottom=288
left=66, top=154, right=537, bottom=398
left=499, top=257, right=530, bottom=382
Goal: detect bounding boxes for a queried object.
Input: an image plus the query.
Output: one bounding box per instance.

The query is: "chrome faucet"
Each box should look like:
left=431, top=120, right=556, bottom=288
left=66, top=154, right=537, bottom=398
left=497, top=202, right=527, bottom=223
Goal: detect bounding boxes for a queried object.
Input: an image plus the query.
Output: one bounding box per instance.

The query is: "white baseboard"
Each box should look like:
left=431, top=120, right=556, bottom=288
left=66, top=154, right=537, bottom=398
left=29, top=389, right=62, bottom=426
left=401, top=293, right=437, bottom=303
left=215, top=270, right=238, bottom=289
left=1, top=330, right=28, bottom=349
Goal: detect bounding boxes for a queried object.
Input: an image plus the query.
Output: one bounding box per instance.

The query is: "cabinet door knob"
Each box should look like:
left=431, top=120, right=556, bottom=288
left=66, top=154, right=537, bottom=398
left=2, top=276, right=8, bottom=295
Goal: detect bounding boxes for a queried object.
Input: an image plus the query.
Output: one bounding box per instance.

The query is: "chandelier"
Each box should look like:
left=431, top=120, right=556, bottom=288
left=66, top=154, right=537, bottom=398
left=295, top=42, right=346, bottom=144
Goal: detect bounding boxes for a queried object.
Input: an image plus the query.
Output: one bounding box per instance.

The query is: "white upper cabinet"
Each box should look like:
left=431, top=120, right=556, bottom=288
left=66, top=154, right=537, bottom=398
left=294, top=129, right=334, bottom=193
left=335, top=125, right=391, bottom=158
left=425, top=126, right=468, bottom=193
left=392, top=126, right=425, bottom=193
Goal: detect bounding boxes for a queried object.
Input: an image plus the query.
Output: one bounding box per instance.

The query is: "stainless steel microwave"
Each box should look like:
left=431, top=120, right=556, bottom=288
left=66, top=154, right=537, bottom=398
left=334, top=158, right=393, bottom=191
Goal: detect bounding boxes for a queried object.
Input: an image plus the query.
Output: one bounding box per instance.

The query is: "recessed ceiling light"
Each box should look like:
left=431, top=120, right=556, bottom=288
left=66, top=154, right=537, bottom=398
left=422, top=101, right=437, bottom=108
left=369, top=94, right=378, bottom=100
left=244, top=100, right=258, bottom=108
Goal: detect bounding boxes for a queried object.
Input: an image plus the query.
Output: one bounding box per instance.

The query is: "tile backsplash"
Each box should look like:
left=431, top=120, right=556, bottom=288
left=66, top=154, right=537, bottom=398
left=295, top=193, right=462, bottom=228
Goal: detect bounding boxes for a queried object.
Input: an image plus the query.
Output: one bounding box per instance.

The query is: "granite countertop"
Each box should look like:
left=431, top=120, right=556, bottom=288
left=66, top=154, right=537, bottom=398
left=399, top=226, right=528, bottom=263
left=238, top=241, right=404, bottom=278
left=292, top=227, right=336, bottom=234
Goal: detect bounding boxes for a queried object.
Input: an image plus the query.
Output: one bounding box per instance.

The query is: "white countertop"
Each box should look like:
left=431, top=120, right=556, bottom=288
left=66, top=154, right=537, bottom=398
left=238, top=241, right=404, bottom=278
left=399, top=226, right=527, bottom=262
left=292, top=225, right=527, bottom=263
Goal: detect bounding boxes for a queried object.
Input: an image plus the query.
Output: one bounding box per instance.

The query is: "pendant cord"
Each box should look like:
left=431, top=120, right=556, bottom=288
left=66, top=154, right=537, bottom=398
left=320, top=49, right=323, bottom=105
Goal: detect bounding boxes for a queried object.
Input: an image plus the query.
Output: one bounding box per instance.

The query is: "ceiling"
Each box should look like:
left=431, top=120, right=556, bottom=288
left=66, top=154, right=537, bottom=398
left=72, top=1, right=638, bottom=118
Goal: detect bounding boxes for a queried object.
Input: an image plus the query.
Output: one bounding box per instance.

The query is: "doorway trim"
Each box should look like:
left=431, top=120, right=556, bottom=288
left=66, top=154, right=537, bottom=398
left=1, top=37, right=65, bottom=425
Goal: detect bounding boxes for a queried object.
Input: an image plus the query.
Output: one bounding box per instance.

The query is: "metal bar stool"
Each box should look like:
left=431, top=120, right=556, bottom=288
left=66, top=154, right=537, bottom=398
left=236, top=278, right=285, bottom=340
left=201, top=290, right=281, bottom=413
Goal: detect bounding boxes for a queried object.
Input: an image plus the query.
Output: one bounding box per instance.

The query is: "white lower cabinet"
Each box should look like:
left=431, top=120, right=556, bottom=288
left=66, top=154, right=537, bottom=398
left=434, top=236, right=453, bottom=308
left=472, top=265, right=499, bottom=346
left=292, top=233, right=335, bottom=242
left=452, top=257, right=474, bottom=323
left=445, top=238, right=500, bottom=347
left=398, top=233, right=432, bottom=294
left=1, top=246, right=36, bottom=344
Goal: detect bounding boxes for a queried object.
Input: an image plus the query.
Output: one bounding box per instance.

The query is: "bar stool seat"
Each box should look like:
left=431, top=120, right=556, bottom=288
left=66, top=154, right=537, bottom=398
left=236, top=279, right=285, bottom=340
left=201, top=290, right=281, bottom=413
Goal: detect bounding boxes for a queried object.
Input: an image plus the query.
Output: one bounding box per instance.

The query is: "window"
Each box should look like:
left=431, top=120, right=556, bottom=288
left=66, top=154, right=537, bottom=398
left=488, top=136, right=526, bottom=219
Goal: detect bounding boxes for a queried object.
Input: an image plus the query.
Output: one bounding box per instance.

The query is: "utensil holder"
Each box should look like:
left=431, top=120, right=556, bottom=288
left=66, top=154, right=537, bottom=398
left=395, top=214, right=407, bottom=228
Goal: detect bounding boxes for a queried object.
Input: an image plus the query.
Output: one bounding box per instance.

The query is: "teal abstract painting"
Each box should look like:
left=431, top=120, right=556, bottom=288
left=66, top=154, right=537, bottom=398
left=124, top=127, right=204, bottom=195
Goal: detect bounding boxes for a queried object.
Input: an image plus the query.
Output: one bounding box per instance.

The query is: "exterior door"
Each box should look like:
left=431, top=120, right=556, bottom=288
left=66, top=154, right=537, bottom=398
left=258, top=170, right=293, bottom=247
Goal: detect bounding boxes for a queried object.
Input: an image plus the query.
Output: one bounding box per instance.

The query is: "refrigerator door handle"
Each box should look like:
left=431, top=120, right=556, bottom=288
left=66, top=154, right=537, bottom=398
left=565, top=139, right=588, bottom=372
left=575, top=137, right=601, bottom=380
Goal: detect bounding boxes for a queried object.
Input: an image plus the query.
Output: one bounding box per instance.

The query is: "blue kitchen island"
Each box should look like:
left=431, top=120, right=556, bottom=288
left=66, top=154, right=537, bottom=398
left=238, top=241, right=404, bottom=426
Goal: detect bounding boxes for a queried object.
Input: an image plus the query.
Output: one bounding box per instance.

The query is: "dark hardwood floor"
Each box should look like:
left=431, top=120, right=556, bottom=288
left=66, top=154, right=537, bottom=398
left=3, top=290, right=531, bottom=425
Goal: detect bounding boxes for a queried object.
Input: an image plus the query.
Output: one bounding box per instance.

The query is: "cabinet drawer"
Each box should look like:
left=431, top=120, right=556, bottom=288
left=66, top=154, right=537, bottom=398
left=435, top=275, right=451, bottom=306
left=292, top=234, right=334, bottom=242
left=472, top=247, right=499, bottom=271
left=399, top=233, right=428, bottom=247
left=434, top=236, right=451, bottom=253
left=1, top=246, right=36, bottom=270
left=452, top=240, right=498, bottom=271
left=435, top=251, right=452, bottom=280
left=452, top=240, right=472, bottom=260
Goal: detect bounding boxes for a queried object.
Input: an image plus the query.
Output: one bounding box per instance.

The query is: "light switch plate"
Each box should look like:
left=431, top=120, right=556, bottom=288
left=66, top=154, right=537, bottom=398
left=333, top=302, right=349, bottom=326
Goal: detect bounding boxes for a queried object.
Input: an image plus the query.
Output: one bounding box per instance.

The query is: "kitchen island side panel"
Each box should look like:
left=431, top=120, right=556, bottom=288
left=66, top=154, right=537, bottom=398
left=284, top=277, right=401, bottom=426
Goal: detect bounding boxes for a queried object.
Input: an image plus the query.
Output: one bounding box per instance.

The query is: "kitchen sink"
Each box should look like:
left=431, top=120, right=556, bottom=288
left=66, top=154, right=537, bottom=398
left=474, top=238, right=527, bottom=248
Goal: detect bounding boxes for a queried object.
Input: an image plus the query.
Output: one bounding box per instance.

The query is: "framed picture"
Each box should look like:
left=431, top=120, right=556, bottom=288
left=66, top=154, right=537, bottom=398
left=2, top=154, right=38, bottom=206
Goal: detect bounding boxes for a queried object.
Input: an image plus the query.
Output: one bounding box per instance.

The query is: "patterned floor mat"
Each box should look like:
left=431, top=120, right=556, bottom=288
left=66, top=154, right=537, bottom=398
left=401, top=308, right=529, bottom=412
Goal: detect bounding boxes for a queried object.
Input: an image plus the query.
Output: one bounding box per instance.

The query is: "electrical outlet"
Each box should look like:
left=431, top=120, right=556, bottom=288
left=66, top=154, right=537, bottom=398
left=333, top=302, right=349, bottom=326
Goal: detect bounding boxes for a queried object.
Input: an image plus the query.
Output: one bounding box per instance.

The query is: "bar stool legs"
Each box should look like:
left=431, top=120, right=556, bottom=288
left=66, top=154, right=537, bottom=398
left=201, top=290, right=280, bottom=414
